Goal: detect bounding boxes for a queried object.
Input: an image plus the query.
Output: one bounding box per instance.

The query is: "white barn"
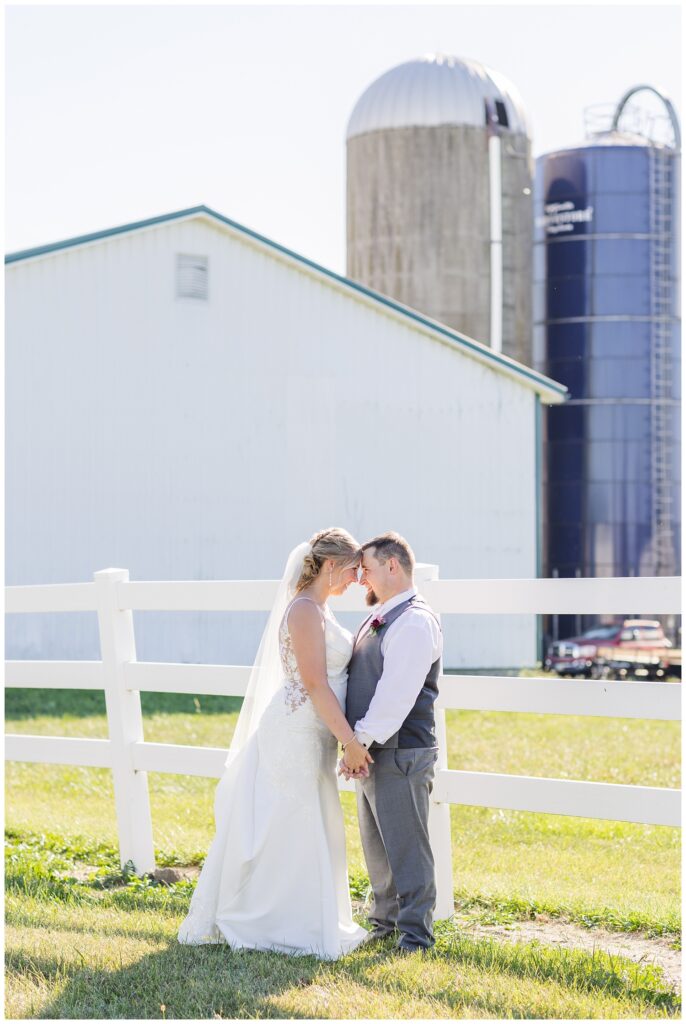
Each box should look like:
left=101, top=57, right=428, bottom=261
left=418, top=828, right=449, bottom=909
left=6, top=205, right=566, bottom=669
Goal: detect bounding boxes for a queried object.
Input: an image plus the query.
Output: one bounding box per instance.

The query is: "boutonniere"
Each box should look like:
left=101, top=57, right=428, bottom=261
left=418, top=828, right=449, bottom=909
left=368, top=616, right=386, bottom=636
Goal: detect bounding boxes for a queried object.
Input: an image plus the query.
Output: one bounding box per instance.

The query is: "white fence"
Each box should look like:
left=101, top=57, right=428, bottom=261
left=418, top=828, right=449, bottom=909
left=5, top=565, right=681, bottom=920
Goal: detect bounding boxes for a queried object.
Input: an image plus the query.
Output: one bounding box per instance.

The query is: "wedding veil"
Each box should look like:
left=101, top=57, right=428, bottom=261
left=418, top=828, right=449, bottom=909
left=224, top=541, right=311, bottom=766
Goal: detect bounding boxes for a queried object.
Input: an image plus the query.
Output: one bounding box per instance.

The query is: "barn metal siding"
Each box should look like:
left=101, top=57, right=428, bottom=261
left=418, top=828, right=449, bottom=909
left=7, top=216, right=541, bottom=668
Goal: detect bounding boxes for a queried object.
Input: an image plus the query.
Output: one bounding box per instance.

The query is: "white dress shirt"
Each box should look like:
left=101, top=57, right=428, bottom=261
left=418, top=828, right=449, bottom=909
left=353, top=586, right=443, bottom=747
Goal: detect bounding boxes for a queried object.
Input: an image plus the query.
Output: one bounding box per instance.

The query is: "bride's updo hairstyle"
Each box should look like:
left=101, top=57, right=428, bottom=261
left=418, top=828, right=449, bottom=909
left=294, top=528, right=361, bottom=594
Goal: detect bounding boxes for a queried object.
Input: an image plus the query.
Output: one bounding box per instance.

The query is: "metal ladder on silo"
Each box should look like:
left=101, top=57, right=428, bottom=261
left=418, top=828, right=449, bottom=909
left=648, top=146, right=675, bottom=575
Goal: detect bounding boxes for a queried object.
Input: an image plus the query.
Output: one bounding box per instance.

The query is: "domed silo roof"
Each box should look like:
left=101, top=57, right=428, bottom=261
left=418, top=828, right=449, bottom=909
left=347, top=52, right=530, bottom=139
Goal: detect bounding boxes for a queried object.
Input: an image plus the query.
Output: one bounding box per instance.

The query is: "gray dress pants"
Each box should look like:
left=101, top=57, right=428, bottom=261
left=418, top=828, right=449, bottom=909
left=356, top=746, right=438, bottom=949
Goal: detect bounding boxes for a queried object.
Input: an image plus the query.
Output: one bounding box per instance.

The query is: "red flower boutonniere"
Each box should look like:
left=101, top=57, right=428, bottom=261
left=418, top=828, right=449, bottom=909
left=368, top=616, right=386, bottom=636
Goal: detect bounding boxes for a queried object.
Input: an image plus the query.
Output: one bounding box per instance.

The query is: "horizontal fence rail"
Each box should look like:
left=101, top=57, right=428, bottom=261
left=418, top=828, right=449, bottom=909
left=433, top=771, right=680, bottom=828
left=7, top=575, right=681, bottom=616
left=5, top=734, right=113, bottom=769
left=5, top=660, right=104, bottom=690
left=5, top=567, right=682, bottom=920
left=5, top=582, right=98, bottom=614
left=436, top=674, right=681, bottom=720
left=125, top=662, right=251, bottom=697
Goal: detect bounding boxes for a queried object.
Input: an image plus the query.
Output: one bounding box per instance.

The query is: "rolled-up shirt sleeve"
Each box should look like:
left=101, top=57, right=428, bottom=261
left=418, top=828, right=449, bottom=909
left=354, top=620, right=436, bottom=746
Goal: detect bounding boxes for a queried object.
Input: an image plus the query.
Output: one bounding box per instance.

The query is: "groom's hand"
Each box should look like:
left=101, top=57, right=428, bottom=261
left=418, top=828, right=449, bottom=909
left=337, top=757, right=370, bottom=780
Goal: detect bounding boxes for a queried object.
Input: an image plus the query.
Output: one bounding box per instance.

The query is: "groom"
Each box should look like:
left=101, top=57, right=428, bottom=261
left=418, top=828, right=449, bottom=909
left=342, top=532, right=443, bottom=953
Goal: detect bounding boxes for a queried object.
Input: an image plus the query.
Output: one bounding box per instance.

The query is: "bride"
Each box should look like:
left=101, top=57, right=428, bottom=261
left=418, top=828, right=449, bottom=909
left=178, top=528, right=373, bottom=959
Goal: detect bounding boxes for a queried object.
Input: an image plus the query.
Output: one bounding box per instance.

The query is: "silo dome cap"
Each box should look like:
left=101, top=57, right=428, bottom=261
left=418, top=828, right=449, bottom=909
left=347, top=52, right=530, bottom=139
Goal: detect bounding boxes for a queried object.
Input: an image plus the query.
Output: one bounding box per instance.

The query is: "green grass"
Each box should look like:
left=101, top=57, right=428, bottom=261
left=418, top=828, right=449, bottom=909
left=6, top=831, right=680, bottom=1019
left=5, top=687, right=681, bottom=1017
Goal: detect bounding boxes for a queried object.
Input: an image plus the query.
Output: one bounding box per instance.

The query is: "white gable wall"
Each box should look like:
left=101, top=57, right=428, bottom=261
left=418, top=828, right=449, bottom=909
left=7, top=215, right=539, bottom=668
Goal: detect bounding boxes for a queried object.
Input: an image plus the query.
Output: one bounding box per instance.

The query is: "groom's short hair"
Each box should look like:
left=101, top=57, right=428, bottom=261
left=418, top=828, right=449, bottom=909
left=362, top=532, right=415, bottom=576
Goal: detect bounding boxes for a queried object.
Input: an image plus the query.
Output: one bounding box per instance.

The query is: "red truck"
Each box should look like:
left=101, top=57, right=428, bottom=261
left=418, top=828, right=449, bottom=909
left=545, top=619, right=673, bottom=679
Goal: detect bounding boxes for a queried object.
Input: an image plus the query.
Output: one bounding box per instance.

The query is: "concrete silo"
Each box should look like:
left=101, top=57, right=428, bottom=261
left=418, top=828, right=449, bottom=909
left=346, top=52, right=533, bottom=365
left=535, top=86, right=681, bottom=639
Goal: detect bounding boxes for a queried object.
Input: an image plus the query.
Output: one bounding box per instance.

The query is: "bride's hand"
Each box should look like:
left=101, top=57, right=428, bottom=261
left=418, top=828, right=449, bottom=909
left=343, top=737, right=374, bottom=774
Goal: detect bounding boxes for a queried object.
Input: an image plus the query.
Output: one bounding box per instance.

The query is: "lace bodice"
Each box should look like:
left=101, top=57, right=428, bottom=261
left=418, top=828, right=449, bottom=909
left=279, top=598, right=353, bottom=713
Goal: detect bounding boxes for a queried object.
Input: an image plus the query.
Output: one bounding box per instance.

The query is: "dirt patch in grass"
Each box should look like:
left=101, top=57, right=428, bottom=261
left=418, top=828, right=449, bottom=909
left=454, top=913, right=681, bottom=993
left=348, top=896, right=681, bottom=994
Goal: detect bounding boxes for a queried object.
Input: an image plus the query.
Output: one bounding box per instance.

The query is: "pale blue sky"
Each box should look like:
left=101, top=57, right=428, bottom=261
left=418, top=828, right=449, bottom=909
left=6, top=3, right=682, bottom=272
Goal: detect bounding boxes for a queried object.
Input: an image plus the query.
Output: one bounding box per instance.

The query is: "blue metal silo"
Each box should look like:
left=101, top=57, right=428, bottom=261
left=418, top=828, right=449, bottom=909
left=534, top=86, right=681, bottom=641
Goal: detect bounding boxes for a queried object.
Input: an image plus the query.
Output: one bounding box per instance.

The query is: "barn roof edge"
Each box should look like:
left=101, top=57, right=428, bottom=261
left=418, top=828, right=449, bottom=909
left=5, top=204, right=568, bottom=402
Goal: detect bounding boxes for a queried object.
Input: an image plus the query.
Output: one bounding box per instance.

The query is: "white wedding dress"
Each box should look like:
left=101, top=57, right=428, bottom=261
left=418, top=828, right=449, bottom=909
left=178, top=597, right=369, bottom=959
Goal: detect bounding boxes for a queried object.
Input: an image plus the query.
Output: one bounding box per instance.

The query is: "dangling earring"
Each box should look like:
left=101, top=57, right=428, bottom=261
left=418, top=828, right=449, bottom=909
left=329, top=566, right=333, bottom=588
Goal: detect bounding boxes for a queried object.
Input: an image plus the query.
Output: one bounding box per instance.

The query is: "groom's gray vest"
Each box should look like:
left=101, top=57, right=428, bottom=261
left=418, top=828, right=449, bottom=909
left=345, top=595, right=441, bottom=750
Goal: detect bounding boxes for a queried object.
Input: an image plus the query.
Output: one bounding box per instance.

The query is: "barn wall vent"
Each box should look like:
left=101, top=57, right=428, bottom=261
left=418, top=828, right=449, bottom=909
left=176, top=254, right=208, bottom=300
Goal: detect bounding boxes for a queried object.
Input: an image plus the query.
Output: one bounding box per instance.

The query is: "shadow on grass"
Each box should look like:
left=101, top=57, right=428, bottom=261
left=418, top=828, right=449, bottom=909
left=5, top=689, right=242, bottom=720
left=10, top=944, right=329, bottom=1019
left=7, top=924, right=681, bottom=1020
left=7, top=910, right=174, bottom=945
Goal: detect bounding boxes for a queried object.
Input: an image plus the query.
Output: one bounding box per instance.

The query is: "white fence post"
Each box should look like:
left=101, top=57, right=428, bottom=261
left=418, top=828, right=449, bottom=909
left=431, top=710, right=454, bottom=919
left=418, top=562, right=454, bottom=920
left=94, top=568, right=156, bottom=875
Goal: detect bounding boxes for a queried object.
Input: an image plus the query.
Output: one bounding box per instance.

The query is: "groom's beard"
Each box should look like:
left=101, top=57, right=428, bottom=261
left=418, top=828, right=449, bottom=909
left=365, top=588, right=379, bottom=607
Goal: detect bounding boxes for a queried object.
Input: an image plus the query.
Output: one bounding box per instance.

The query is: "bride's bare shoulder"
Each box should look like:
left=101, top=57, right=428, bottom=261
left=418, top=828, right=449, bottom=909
left=286, top=597, right=324, bottom=631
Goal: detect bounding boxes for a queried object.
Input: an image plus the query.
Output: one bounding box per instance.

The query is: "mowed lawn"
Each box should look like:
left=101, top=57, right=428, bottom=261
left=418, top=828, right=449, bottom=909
left=5, top=687, right=681, bottom=1018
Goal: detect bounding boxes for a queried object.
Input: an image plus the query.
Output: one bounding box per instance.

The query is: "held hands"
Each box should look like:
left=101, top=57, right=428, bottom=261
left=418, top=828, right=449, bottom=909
left=338, top=736, right=374, bottom=780
left=337, top=757, right=370, bottom=781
